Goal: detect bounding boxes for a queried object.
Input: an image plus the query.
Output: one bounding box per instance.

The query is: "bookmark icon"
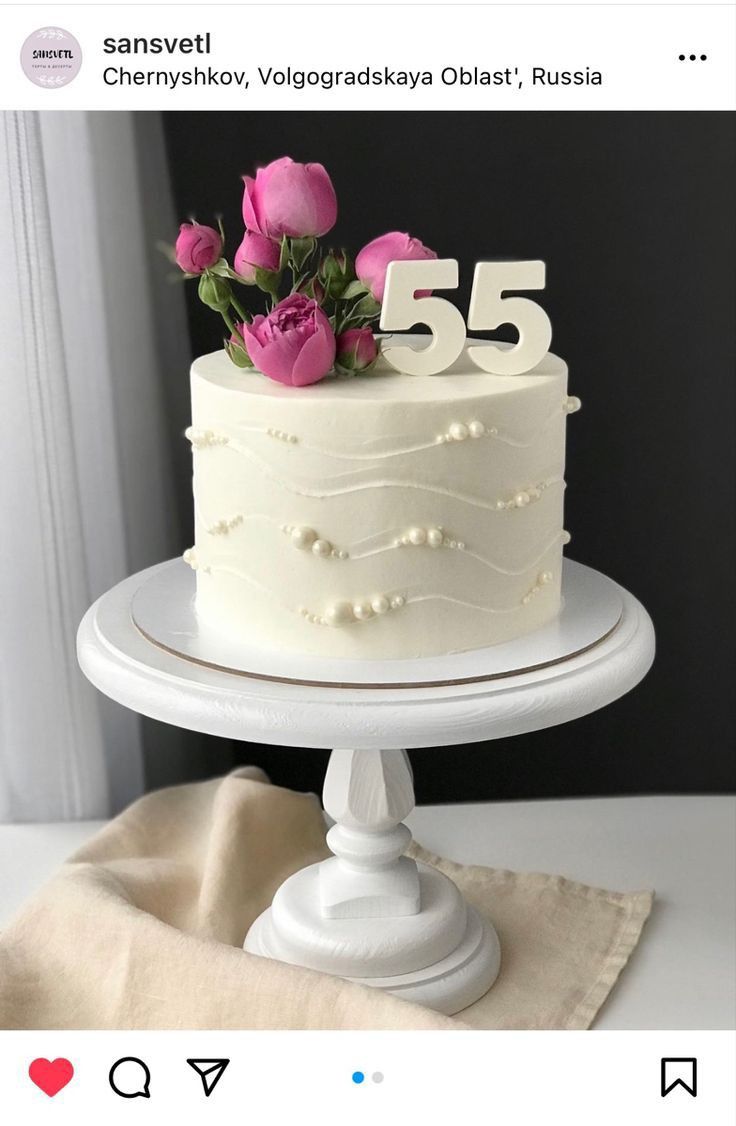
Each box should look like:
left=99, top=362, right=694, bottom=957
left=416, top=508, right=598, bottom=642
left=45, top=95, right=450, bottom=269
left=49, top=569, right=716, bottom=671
left=661, top=1058, right=697, bottom=1098
left=187, top=1058, right=230, bottom=1097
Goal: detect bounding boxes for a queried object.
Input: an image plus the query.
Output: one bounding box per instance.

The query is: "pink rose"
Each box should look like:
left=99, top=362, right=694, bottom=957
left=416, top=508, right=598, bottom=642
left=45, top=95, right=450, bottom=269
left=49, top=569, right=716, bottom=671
left=174, top=222, right=222, bottom=274
left=234, top=230, right=281, bottom=281
left=241, top=293, right=336, bottom=387
left=242, top=157, right=337, bottom=240
left=336, top=328, right=378, bottom=372
left=355, top=232, right=437, bottom=303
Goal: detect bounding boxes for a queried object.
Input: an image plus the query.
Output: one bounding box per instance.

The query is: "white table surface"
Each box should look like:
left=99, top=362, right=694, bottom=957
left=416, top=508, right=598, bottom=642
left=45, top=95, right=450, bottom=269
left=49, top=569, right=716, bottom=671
left=1, top=794, right=733, bottom=1030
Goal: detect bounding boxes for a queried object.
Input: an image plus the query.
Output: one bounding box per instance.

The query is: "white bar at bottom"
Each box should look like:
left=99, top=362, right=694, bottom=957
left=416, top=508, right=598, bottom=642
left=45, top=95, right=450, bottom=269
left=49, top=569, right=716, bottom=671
left=1, top=1030, right=733, bottom=1123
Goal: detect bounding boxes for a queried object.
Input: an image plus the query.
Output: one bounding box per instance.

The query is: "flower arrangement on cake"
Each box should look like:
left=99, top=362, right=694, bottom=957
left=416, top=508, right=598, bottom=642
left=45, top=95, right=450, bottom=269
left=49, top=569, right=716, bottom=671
left=173, top=156, right=436, bottom=387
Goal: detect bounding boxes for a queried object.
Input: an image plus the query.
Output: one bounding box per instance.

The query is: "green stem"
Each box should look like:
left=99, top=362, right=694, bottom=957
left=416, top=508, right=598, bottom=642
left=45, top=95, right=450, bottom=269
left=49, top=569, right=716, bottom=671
left=340, top=309, right=382, bottom=334
left=221, top=309, right=241, bottom=340
left=229, top=290, right=250, bottom=323
left=335, top=294, right=368, bottom=334
left=288, top=258, right=303, bottom=294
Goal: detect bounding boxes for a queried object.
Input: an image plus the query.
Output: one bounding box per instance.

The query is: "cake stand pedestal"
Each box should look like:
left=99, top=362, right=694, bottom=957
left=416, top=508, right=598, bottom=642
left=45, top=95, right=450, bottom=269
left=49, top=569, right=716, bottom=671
left=77, top=559, right=654, bottom=1015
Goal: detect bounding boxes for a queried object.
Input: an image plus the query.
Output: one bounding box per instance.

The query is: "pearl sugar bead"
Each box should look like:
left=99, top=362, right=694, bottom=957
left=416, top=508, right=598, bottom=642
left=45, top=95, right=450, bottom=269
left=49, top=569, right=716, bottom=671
left=292, top=526, right=317, bottom=550
left=326, top=601, right=354, bottom=627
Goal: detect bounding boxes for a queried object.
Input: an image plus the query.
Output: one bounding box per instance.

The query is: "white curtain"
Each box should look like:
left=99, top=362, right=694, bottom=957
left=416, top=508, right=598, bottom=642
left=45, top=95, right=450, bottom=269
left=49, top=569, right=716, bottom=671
left=0, top=111, right=190, bottom=822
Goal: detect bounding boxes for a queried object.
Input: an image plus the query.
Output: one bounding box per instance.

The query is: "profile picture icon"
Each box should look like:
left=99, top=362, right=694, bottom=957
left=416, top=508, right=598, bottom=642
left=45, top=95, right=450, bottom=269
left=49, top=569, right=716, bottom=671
left=20, top=27, right=82, bottom=88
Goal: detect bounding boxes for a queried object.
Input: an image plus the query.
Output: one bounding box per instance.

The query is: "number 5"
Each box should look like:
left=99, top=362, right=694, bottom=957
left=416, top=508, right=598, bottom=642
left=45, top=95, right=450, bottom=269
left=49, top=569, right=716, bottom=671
left=379, top=259, right=466, bottom=375
left=467, top=261, right=552, bottom=375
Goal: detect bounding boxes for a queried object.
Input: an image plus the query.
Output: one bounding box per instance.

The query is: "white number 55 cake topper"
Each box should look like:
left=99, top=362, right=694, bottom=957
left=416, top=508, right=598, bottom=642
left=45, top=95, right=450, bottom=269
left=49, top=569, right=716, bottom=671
left=379, top=259, right=552, bottom=376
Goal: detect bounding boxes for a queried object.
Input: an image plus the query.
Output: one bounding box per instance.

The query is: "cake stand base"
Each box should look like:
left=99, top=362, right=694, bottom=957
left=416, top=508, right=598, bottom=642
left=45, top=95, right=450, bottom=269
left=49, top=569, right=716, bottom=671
left=242, top=747, right=500, bottom=1015
left=245, top=874, right=500, bottom=1016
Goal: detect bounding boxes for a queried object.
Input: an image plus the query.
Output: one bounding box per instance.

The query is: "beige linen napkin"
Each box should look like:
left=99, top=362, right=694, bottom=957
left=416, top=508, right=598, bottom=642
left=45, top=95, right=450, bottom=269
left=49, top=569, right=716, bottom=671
left=0, top=770, right=652, bottom=1030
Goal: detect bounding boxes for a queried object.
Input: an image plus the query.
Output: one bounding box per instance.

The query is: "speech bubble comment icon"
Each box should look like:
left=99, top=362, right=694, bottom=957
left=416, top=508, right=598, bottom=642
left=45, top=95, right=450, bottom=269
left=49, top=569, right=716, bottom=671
left=109, top=1057, right=151, bottom=1099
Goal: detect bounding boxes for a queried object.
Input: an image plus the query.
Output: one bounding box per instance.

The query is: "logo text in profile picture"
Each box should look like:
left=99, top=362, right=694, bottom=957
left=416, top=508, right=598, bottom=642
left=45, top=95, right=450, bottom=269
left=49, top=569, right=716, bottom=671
left=21, top=27, right=82, bottom=89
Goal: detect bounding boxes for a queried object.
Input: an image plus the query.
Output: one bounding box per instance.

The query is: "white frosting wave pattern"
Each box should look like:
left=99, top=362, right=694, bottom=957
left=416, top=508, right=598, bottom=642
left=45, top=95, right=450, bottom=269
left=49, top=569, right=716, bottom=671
left=186, top=399, right=573, bottom=461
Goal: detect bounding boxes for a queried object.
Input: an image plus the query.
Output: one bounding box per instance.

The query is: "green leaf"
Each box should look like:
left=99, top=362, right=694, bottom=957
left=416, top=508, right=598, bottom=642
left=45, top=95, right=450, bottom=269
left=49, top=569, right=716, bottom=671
left=279, top=235, right=290, bottom=272
left=226, top=266, right=256, bottom=285
left=156, top=239, right=178, bottom=266
left=295, top=276, right=325, bottom=302
left=291, top=236, right=317, bottom=271
left=209, top=257, right=231, bottom=277
left=340, top=280, right=370, bottom=300
left=254, top=267, right=281, bottom=296
left=225, top=337, right=254, bottom=368
left=351, top=294, right=381, bottom=318
left=339, top=249, right=356, bottom=281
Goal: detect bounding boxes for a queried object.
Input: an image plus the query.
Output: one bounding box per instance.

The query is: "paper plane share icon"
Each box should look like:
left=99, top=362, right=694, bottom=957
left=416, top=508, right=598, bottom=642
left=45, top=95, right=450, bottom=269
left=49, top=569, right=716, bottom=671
left=186, top=1058, right=230, bottom=1097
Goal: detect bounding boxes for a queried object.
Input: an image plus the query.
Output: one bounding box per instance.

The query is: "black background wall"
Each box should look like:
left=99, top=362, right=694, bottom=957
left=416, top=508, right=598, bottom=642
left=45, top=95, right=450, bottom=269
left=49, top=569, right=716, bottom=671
left=158, top=111, right=735, bottom=802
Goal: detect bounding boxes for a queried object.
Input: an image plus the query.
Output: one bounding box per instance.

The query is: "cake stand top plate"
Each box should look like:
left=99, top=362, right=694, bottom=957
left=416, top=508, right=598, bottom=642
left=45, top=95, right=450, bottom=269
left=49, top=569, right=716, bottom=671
left=131, top=558, right=622, bottom=689
left=77, top=559, right=655, bottom=751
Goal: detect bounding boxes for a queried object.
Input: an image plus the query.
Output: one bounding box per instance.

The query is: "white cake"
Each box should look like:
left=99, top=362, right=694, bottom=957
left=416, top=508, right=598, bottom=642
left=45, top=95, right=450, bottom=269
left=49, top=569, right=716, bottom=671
left=184, top=336, right=579, bottom=659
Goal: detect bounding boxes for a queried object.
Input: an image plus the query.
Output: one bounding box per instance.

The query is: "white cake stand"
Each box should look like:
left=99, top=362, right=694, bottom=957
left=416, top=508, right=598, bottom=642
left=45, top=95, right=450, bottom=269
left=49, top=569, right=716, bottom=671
left=77, top=559, right=654, bottom=1015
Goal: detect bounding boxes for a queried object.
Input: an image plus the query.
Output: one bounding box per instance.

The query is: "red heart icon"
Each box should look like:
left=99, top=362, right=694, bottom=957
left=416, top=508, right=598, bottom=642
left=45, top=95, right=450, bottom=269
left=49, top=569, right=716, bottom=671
left=29, top=1058, right=74, bottom=1097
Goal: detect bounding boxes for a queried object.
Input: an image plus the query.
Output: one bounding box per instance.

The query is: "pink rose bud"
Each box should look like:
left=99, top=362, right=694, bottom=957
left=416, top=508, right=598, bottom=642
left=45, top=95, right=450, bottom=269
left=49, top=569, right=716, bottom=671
left=174, top=222, right=223, bottom=274
left=296, top=275, right=326, bottom=304
left=241, top=293, right=336, bottom=387
left=355, top=231, right=437, bottom=303
left=234, top=230, right=281, bottom=281
left=336, top=328, right=378, bottom=373
left=242, top=156, right=337, bottom=240
left=319, top=250, right=355, bottom=299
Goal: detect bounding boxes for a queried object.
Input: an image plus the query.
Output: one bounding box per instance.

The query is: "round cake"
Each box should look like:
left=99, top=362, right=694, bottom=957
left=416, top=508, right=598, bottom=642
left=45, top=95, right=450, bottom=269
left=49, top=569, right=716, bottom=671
left=184, top=336, right=578, bottom=659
